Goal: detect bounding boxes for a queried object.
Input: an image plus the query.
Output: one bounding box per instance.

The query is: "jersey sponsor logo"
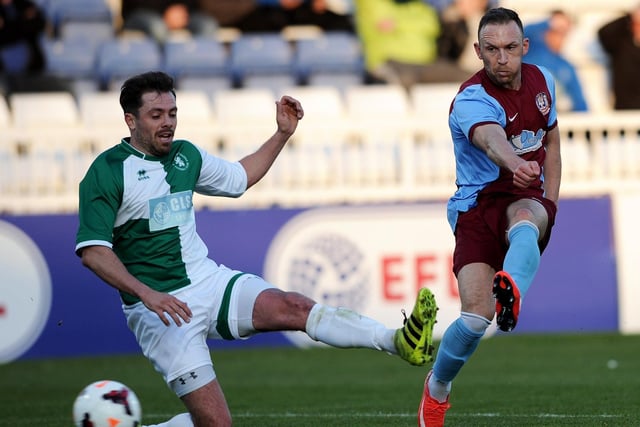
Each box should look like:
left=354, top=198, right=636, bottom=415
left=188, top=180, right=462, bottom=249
left=535, top=92, right=550, bottom=116
left=148, top=190, right=193, bottom=231
left=173, top=152, right=189, bottom=171
left=509, top=128, right=546, bottom=154
left=508, top=112, right=518, bottom=122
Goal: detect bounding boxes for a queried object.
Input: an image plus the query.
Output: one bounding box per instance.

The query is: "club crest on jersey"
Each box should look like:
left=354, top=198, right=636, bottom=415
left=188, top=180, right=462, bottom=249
left=535, top=92, right=550, bottom=115
left=173, top=152, right=189, bottom=171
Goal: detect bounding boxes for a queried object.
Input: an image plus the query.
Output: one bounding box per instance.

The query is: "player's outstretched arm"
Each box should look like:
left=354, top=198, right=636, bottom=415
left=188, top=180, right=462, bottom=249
left=473, top=123, right=540, bottom=188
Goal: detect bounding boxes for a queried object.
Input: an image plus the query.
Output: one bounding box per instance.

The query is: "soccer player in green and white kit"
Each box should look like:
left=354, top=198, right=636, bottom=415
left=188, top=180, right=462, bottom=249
left=75, top=71, right=438, bottom=427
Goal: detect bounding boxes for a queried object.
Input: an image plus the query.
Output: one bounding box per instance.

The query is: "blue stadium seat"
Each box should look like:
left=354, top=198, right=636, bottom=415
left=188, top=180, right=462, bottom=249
left=294, top=32, right=364, bottom=91
left=97, top=37, right=162, bottom=90
left=164, top=36, right=228, bottom=78
left=163, top=36, right=230, bottom=93
left=229, top=33, right=296, bottom=93
left=44, top=0, right=113, bottom=31
left=59, top=21, right=115, bottom=50
left=42, top=38, right=97, bottom=80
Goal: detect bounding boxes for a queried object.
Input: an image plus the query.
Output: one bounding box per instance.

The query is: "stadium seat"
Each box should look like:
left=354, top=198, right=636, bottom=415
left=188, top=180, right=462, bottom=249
left=173, top=90, right=220, bottom=152
left=343, top=85, right=414, bottom=190
left=97, top=37, right=162, bottom=90
left=59, top=21, right=115, bottom=50
left=212, top=88, right=275, bottom=189
left=45, top=0, right=113, bottom=33
left=42, top=38, right=98, bottom=81
left=410, top=83, right=459, bottom=186
left=294, top=32, right=364, bottom=92
left=78, top=91, right=126, bottom=151
left=229, top=33, right=296, bottom=93
left=410, top=83, right=458, bottom=129
left=42, top=37, right=102, bottom=95
left=272, top=86, right=349, bottom=200
left=9, top=92, right=89, bottom=195
left=10, top=92, right=80, bottom=128
left=163, top=37, right=231, bottom=95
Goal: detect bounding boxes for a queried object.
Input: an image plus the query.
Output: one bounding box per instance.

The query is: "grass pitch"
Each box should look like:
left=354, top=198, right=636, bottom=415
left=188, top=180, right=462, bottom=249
left=1, top=333, right=639, bottom=426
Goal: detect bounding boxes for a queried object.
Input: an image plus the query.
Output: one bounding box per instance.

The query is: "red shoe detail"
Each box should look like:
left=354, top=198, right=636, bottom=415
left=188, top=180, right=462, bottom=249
left=493, top=271, right=521, bottom=332
left=418, top=371, right=450, bottom=427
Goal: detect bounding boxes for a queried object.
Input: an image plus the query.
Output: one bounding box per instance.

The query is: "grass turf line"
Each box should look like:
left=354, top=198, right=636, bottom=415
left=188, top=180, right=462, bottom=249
left=1, top=332, right=639, bottom=426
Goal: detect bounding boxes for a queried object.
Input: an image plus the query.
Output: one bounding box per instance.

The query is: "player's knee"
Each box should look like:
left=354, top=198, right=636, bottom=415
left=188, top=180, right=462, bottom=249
left=254, top=289, right=314, bottom=330
left=511, top=207, right=536, bottom=223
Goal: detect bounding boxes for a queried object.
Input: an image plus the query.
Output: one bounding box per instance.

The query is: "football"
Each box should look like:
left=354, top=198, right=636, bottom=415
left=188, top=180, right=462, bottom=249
left=72, top=380, right=142, bottom=427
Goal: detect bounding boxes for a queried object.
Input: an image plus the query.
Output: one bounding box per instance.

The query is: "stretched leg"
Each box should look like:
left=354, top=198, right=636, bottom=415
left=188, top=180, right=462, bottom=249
left=252, top=288, right=397, bottom=352
left=419, top=262, right=494, bottom=427
left=251, top=287, right=438, bottom=365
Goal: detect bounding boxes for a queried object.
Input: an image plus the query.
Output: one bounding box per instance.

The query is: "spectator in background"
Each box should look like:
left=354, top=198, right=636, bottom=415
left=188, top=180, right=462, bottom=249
left=438, top=0, right=492, bottom=73
left=354, top=0, right=469, bottom=90
left=121, top=0, right=218, bottom=44
left=0, top=0, right=45, bottom=73
left=524, top=10, right=588, bottom=112
left=200, top=0, right=354, bottom=33
left=0, top=0, right=70, bottom=94
left=598, top=4, right=640, bottom=110
left=196, top=0, right=258, bottom=29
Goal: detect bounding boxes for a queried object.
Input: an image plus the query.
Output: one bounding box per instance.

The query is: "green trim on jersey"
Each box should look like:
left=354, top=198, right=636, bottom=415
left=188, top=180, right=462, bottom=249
left=76, top=138, right=246, bottom=305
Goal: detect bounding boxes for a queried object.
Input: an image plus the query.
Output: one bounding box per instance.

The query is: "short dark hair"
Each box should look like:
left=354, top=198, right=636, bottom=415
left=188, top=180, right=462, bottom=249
left=119, top=71, right=176, bottom=116
left=478, top=7, right=524, bottom=38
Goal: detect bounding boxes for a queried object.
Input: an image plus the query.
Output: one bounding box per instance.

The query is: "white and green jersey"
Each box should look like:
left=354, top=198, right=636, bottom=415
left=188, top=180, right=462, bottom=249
left=75, top=138, right=247, bottom=305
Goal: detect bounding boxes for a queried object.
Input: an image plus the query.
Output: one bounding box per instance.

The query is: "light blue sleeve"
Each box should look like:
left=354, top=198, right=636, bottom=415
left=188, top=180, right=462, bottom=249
left=450, top=84, right=505, bottom=141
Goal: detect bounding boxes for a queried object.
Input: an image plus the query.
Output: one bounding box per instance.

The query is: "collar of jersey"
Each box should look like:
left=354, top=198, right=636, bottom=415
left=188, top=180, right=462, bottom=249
left=120, top=137, right=166, bottom=162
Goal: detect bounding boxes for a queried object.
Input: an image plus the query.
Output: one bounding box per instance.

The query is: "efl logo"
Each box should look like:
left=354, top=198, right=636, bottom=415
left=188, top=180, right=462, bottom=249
left=0, top=220, right=52, bottom=362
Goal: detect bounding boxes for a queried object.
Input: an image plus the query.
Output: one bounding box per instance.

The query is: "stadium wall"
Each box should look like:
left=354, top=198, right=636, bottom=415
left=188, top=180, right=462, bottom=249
left=0, top=196, right=620, bottom=362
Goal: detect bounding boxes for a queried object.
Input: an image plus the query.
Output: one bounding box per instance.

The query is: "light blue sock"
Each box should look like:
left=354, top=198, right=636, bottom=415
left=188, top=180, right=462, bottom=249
left=432, top=314, right=488, bottom=383
left=503, top=220, right=540, bottom=298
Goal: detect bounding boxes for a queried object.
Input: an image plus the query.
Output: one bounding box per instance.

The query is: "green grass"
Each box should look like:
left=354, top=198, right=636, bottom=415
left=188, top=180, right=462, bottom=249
left=1, top=333, right=639, bottom=426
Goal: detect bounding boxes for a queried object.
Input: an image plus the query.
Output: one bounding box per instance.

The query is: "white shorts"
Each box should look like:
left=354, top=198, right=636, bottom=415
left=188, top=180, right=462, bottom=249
left=123, top=265, right=275, bottom=395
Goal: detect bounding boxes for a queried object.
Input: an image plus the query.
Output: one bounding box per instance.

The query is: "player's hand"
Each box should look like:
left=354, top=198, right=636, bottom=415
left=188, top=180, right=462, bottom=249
left=512, top=161, right=540, bottom=189
left=141, top=289, right=192, bottom=327
left=276, top=95, right=304, bottom=136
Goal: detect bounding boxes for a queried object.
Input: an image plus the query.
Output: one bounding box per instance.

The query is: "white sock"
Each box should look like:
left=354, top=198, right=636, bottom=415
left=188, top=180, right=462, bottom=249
left=144, top=413, right=193, bottom=427
left=428, top=373, right=452, bottom=403
left=305, top=304, right=396, bottom=353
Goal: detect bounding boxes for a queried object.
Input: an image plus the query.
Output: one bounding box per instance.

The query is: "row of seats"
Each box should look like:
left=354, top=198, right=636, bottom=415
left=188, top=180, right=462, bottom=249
left=42, top=28, right=364, bottom=95
left=3, top=82, right=640, bottom=215
left=0, top=83, right=460, bottom=213
left=1, top=83, right=457, bottom=149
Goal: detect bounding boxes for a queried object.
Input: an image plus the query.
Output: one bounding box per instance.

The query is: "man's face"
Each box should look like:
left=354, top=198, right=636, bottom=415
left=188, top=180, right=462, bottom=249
left=475, top=20, right=529, bottom=90
left=126, top=91, right=177, bottom=157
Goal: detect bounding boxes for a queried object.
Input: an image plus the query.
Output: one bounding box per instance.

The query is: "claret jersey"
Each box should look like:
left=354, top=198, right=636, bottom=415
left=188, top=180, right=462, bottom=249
left=75, top=138, right=247, bottom=304
left=447, top=63, right=558, bottom=230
